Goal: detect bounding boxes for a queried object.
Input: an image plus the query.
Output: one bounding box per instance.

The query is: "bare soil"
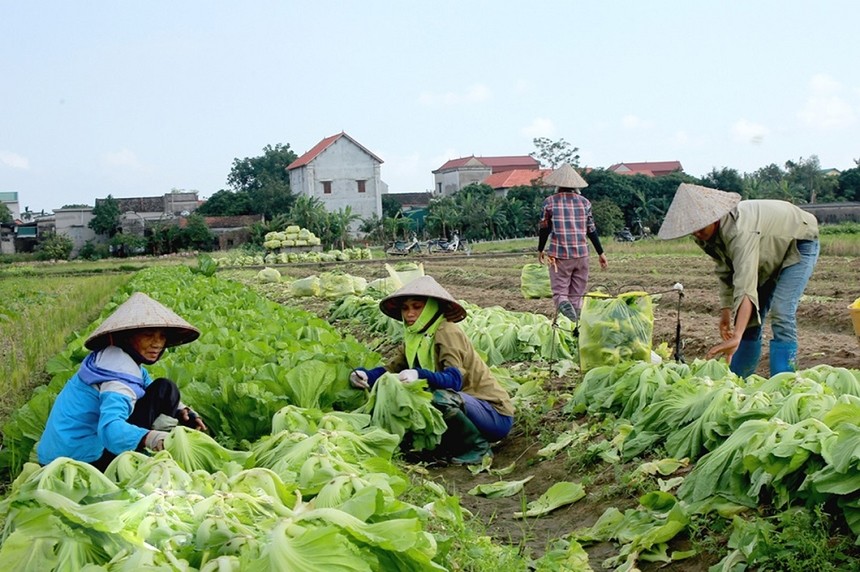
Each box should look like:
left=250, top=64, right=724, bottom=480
left=262, top=249, right=859, bottom=569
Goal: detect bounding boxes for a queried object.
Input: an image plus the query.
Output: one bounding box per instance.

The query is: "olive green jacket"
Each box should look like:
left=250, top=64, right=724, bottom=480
left=694, top=200, right=818, bottom=326
left=388, top=321, right=515, bottom=417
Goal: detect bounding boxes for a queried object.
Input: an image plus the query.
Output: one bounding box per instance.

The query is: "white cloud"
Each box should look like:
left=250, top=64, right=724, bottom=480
left=0, top=151, right=29, bottom=169
left=101, top=148, right=144, bottom=170
left=797, top=73, right=856, bottom=129
left=621, top=114, right=653, bottom=130
left=418, top=83, right=491, bottom=105
left=521, top=117, right=555, bottom=139
left=731, top=119, right=769, bottom=145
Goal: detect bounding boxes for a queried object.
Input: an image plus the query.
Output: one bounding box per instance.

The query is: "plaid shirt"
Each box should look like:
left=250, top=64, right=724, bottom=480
left=539, top=191, right=596, bottom=259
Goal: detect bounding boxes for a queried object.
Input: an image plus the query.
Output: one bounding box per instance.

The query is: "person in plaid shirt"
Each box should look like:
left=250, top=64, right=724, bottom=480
left=537, top=164, right=608, bottom=322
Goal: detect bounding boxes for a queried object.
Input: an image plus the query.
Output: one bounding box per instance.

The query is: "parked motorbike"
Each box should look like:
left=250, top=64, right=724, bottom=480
left=614, top=228, right=636, bottom=242
left=427, top=233, right=470, bottom=254
left=386, top=235, right=422, bottom=256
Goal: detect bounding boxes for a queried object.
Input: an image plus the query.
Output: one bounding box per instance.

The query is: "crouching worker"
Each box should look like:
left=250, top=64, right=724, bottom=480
left=349, top=276, right=514, bottom=464
left=37, top=292, right=207, bottom=471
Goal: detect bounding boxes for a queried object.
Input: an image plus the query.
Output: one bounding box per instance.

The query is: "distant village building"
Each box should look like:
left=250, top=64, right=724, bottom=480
left=287, top=132, right=386, bottom=229
left=183, top=214, right=264, bottom=250
left=433, top=155, right=540, bottom=196
left=0, top=191, right=21, bottom=220
left=54, top=207, right=99, bottom=257
left=607, top=161, right=683, bottom=177
left=481, top=168, right=553, bottom=196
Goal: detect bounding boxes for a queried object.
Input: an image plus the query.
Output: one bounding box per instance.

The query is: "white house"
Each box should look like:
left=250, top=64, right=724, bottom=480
left=54, top=206, right=100, bottom=257
left=287, top=132, right=386, bottom=229
left=0, top=191, right=21, bottom=220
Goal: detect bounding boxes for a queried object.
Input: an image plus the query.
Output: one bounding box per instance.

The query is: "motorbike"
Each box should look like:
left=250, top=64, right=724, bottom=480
left=427, top=233, right=470, bottom=254
left=386, top=235, right=422, bottom=256
left=614, top=227, right=636, bottom=242
left=614, top=219, right=652, bottom=242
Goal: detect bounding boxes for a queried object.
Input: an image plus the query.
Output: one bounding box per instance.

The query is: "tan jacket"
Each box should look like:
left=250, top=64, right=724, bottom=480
left=387, top=320, right=515, bottom=417
left=694, top=200, right=818, bottom=326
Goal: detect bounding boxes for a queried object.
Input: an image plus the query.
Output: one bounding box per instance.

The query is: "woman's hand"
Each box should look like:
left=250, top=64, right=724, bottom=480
left=349, top=370, right=370, bottom=389
left=398, top=369, right=419, bottom=383
left=178, top=407, right=207, bottom=432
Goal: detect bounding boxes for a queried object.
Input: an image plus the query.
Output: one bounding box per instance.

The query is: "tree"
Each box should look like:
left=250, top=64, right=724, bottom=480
left=0, top=203, right=11, bottom=224
left=838, top=166, right=860, bottom=201
left=89, top=195, right=121, bottom=236
left=590, top=198, right=625, bottom=236
left=530, top=137, right=580, bottom=168
left=227, top=143, right=298, bottom=219
left=784, top=155, right=825, bottom=203
left=701, top=167, right=744, bottom=194
left=181, top=213, right=216, bottom=251
left=196, top=189, right=253, bottom=216
left=36, top=233, right=73, bottom=260
left=381, top=195, right=403, bottom=219
left=329, top=206, right=362, bottom=250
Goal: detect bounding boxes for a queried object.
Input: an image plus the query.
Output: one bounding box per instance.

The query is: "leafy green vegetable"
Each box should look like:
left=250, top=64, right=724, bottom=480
left=513, top=481, right=585, bottom=518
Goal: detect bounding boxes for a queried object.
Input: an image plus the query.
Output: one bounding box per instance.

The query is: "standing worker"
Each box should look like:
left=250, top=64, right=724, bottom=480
left=537, top=163, right=608, bottom=322
left=657, top=183, right=819, bottom=377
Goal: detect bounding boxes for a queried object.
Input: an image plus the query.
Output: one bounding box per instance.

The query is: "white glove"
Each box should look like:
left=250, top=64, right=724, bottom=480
left=145, top=430, right=169, bottom=452
left=349, top=370, right=370, bottom=389
left=398, top=369, right=419, bottom=383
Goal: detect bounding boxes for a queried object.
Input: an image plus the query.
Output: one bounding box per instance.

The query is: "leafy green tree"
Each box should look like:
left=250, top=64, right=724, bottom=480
left=785, top=155, right=826, bottom=203
left=381, top=195, right=403, bottom=219
left=0, top=203, right=11, bottom=223
left=425, top=196, right=459, bottom=239
left=36, top=233, right=74, bottom=260
left=838, top=165, right=860, bottom=201
left=329, top=206, right=362, bottom=250
left=196, top=189, right=253, bottom=216
left=530, top=137, right=580, bottom=168
left=227, top=143, right=298, bottom=219
left=701, top=167, right=744, bottom=194
left=590, top=198, right=625, bottom=236
left=89, top=195, right=121, bottom=236
left=181, top=213, right=216, bottom=251
left=288, top=195, right=328, bottom=238
left=110, top=232, right=147, bottom=257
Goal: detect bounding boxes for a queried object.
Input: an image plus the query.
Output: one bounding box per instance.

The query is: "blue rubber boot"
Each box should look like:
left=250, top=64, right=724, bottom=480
left=769, top=340, right=798, bottom=376
left=729, top=338, right=762, bottom=378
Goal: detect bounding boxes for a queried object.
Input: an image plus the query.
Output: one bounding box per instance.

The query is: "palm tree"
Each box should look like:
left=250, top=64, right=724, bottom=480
left=329, top=206, right=362, bottom=250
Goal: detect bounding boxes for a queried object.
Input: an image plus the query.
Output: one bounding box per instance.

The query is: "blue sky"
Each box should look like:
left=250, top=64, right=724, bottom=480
left=2, top=1, right=858, bottom=214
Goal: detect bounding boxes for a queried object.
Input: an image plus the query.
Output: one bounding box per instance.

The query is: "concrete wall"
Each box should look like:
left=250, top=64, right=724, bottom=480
left=289, top=137, right=382, bottom=228
left=433, top=166, right=491, bottom=196
left=54, top=207, right=102, bottom=256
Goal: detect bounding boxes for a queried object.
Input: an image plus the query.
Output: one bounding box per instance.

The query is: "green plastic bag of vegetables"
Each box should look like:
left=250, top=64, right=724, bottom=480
left=520, top=263, right=552, bottom=299
left=579, top=291, right=654, bottom=372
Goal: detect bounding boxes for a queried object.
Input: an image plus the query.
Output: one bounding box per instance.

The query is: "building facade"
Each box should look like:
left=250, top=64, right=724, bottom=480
left=288, top=132, right=385, bottom=229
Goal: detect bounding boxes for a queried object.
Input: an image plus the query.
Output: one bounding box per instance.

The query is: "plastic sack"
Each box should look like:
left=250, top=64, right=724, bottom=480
left=289, top=275, right=321, bottom=297
left=520, top=263, right=552, bottom=299
left=385, top=262, right=425, bottom=288
left=319, top=271, right=367, bottom=299
left=578, top=291, right=654, bottom=372
left=256, top=267, right=281, bottom=283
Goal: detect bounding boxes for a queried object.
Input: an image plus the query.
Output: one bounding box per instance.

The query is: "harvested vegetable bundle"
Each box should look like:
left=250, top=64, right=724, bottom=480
left=578, top=291, right=654, bottom=372
left=354, top=374, right=447, bottom=451
left=520, top=263, right=552, bottom=299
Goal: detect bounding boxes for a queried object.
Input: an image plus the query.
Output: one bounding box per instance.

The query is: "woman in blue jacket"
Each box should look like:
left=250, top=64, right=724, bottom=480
left=37, top=292, right=205, bottom=471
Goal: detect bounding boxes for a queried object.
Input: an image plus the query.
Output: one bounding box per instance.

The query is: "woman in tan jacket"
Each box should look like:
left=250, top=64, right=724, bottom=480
left=350, top=276, right=514, bottom=464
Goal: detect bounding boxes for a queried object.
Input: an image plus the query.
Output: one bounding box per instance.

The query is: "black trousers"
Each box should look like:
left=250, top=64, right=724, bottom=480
left=91, top=378, right=181, bottom=472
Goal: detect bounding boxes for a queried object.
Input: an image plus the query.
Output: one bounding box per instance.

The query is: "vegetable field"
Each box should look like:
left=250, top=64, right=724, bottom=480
left=0, top=243, right=858, bottom=570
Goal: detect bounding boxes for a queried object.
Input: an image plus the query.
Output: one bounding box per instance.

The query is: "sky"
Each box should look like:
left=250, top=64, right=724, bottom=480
left=2, top=1, right=859, bottom=214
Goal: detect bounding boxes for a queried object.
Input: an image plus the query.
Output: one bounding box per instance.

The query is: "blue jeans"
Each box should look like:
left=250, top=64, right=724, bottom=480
left=740, top=239, right=819, bottom=344
left=460, top=392, right=514, bottom=442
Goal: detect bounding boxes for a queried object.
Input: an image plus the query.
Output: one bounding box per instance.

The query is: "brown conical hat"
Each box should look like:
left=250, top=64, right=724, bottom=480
left=379, top=275, right=467, bottom=323
left=657, top=183, right=742, bottom=240
left=85, top=292, right=200, bottom=351
left=543, top=163, right=588, bottom=190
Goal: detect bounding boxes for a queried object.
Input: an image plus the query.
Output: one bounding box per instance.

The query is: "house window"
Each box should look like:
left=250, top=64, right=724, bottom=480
left=357, top=180, right=366, bottom=193
left=323, top=181, right=332, bottom=194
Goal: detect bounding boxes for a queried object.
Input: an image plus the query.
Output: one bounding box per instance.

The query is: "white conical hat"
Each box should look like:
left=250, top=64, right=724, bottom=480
left=380, top=275, right=466, bottom=323
left=543, top=163, right=588, bottom=190
left=85, top=292, right=200, bottom=351
left=657, top=183, right=741, bottom=240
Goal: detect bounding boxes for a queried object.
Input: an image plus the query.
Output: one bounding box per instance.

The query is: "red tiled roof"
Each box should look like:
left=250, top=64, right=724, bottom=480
left=434, top=155, right=540, bottom=173
left=483, top=168, right=554, bottom=189
left=607, top=161, right=683, bottom=176
left=287, top=132, right=383, bottom=170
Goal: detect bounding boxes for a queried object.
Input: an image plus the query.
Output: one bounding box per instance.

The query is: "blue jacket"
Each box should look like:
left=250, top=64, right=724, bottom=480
left=37, top=347, right=153, bottom=465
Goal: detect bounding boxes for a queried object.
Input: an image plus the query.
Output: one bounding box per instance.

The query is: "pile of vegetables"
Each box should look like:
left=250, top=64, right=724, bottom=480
left=263, top=225, right=322, bottom=249
left=213, top=246, right=372, bottom=267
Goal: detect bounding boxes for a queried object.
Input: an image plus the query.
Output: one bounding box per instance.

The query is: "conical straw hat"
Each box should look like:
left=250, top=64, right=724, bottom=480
left=657, top=183, right=741, bottom=240
left=85, top=292, right=200, bottom=351
left=380, top=275, right=467, bottom=323
left=543, top=163, right=588, bottom=190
